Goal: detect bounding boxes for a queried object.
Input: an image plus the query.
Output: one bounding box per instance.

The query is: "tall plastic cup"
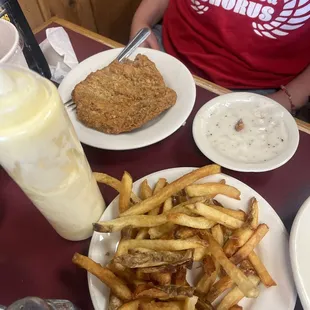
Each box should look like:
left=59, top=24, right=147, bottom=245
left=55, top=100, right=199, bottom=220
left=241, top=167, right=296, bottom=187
left=0, top=65, right=105, bottom=240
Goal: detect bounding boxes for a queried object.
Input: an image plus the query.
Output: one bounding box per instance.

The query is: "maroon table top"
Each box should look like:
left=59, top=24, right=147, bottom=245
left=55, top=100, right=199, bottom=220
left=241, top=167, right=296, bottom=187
left=1, top=23, right=309, bottom=309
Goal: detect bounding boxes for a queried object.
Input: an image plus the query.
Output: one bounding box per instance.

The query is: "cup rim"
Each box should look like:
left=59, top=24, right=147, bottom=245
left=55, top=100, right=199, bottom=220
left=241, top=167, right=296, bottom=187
left=0, top=19, right=19, bottom=64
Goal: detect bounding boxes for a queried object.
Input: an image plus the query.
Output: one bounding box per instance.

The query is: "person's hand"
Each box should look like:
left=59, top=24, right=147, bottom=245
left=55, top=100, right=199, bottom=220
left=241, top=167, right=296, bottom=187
left=130, top=26, right=160, bottom=50
left=266, top=90, right=291, bottom=111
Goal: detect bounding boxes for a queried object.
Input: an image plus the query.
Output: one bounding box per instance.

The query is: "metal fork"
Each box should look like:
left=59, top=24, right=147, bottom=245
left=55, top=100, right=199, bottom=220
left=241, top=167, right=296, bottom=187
left=63, top=28, right=151, bottom=111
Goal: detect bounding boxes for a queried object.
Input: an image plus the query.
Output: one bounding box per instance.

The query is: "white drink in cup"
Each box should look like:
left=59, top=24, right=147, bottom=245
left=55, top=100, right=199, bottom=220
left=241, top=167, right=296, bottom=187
left=0, top=65, right=105, bottom=241
left=0, top=18, right=28, bottom=67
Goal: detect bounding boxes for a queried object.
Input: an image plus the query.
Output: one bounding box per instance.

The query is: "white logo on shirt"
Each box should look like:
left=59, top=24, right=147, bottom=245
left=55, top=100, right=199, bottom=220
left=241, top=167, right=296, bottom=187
left=190, top=0, right=310, bottom=39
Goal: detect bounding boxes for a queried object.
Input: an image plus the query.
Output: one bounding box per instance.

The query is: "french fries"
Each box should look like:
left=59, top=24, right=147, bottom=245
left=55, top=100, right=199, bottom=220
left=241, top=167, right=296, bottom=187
left=120, top=164, right=221, bottom=216
left=163, top=197, right=173, bottom=212
left=185, top=183, right=241, bottom=200
left=75, top=165, right=276, bottom=310
left=140, top=179, right=153, bottom=200
left=248, top=251, right=276, bottom=287
left=72, top=253, right=132, bottom=301
left=207, top=275, right=234, bottom=303
left=168, top=213, right=215, bottom=229
left=173, top=265, right=188, bottom=285
left=138, top=301, right=184, bottom=310
left=247, top=198, right=259, bottom=229
left=201, top=232, right=259, bottom=298
left=188, top=203, right=244, bottom=229
left=108, top=295, right=123, bottom=310
left=94, top=172, right=140, bottom=204
left=210, top=204, right=246, bottom=221
left=150, top=272, right=172, bottom=285
left=149, top=178, right=167, bottom=215
left=184, top=296, right=199, bottom=310
left=217, top=275, right=260, bottom=310
left=133, top=284, right=195, bottom=299
left=118, top=300, right=140, bottom=310
left=230, top=305, right=243, bottom=310
left=116, top=239, right=208, bottom=255
left=119, top=172, right=133, bottom=213
left=230, top=224, right=269, bottom=265
left=175, top=227, right=197, bottom=239
left=114, top=249, right=193, bottom=268
left=93, top=214, right=167, bottom=233
left=223, top=226, right=254, bottom=257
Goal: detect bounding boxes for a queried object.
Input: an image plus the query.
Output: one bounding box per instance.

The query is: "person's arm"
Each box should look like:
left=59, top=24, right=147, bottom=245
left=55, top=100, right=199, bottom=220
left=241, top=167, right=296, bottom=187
left=267, top=64, right=310, bottom=112
left=130, top=0, right=170, bottom=49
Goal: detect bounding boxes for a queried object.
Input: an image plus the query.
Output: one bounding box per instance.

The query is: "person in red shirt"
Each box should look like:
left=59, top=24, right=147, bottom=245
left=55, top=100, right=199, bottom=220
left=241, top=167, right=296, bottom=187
left=130, top=0, right=310, bottom=112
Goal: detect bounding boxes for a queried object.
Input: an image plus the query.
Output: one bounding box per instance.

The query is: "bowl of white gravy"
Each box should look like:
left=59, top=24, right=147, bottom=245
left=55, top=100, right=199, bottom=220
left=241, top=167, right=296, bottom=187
left=193, top=92, right=299, bottom=172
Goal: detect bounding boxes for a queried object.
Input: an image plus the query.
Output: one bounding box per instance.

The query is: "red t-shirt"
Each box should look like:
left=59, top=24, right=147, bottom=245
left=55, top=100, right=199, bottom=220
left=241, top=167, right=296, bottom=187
left=163, top=0, right=310, bottom=88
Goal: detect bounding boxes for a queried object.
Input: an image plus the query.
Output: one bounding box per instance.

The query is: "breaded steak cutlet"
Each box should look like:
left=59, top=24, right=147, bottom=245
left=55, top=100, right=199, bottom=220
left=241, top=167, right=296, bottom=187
left=72, top=54, right=177, bottom=134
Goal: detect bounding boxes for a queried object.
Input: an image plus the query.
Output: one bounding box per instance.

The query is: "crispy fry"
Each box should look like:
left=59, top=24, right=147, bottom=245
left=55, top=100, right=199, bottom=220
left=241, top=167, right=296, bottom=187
left=229, top=305, right=243, bottom=310
left=149, top=178, right=167, bottom=215
left=94, top=214, right=167, bottom=233
left=118, top=300, right=141, bottom=310
left=184, top=296, right=199, bottom=310
left=196, top=273, right=216, bottom=294
left=149, top=223, right=176, bottom=240
left=135, top=228, right=149, bottom=240
left=247, top=197, right=259, bottom=229
left=163, top=197, right=173, bottom=212
left=154, top=178, right=168, bottom=194
left=168, top=213, right=215, bottom=229
left=135, top=269, right=151, bottom=281
left=117, top=239, right=208, bottom=256
left=211, top=224, right=224, bottom=246
left=108, top=295, right=123, bottom=310
left=193, top=247, right=209, bottom=262
left=206, top=275, right=234, bottom=303
left=107, top=262, right=137, bottom=285
left=139, top=301, right=184, bottom=310
left=248, top=251, right=276, bottom=287
left=150, top=272, right=172, bottom=285
left=196, top=225, right=223, bottom=294
left=139, top=264, right=179, bottom=274
left=72, top=253, right=132, bottom=301
left=195, top=294, right=214, bottom=310
left=114, top=249, right=193, bottom=268
left=119, top=172, right=133, bottom=213
left=230, top=224, right=269, bottom=265
left=94, top=172, right=140, bottom=204
left=173, top=265, right=188, bottom=286
left=140, top=179, right=153, bottom=200
left=185, top=183, right=241, bottom=200
left=134, top=284, right=195, bottom=299
left=175, top=227, right=198, bottom=239
left=148, top=198, right=208, bottom=239
left=120, top=165, right=221, bottom=216
left=200, top=232, right=259, bottom=298
left=217, top=275, right=260, bottom=310
left=223, top=226, right=254, bottom=257
left=196, top=226, right=223, bottom=294
left=239, top=259, right=257, bottom=276
left=203, top=255, right=216, bottom=276
left=210, top=205, right=246, bottom=221
left=188, top=203, right=244, bottom=229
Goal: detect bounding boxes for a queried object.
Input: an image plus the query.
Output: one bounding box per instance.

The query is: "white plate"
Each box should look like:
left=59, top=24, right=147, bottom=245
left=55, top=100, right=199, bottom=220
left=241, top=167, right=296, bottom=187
left=192, top=92, right=299, bottom=172
left=290, top=196, right=310, bottom=310
left=88, top=167, right=296, bottom=310
left=58, top=48, right=196, bottom=150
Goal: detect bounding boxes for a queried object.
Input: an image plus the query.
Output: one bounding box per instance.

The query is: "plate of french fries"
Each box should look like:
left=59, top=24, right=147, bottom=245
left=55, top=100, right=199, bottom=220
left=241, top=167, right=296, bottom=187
left=72, top=165, right=296, bottom=310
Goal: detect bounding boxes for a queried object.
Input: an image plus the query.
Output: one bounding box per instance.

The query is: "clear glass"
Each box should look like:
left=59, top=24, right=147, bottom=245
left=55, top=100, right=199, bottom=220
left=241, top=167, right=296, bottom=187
left=0, top=65, right=105, bottom=241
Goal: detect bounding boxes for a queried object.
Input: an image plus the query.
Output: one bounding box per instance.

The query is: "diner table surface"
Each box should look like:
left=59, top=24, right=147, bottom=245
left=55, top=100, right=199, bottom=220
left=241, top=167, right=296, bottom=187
left=1, top=17, right=310, bottom=310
